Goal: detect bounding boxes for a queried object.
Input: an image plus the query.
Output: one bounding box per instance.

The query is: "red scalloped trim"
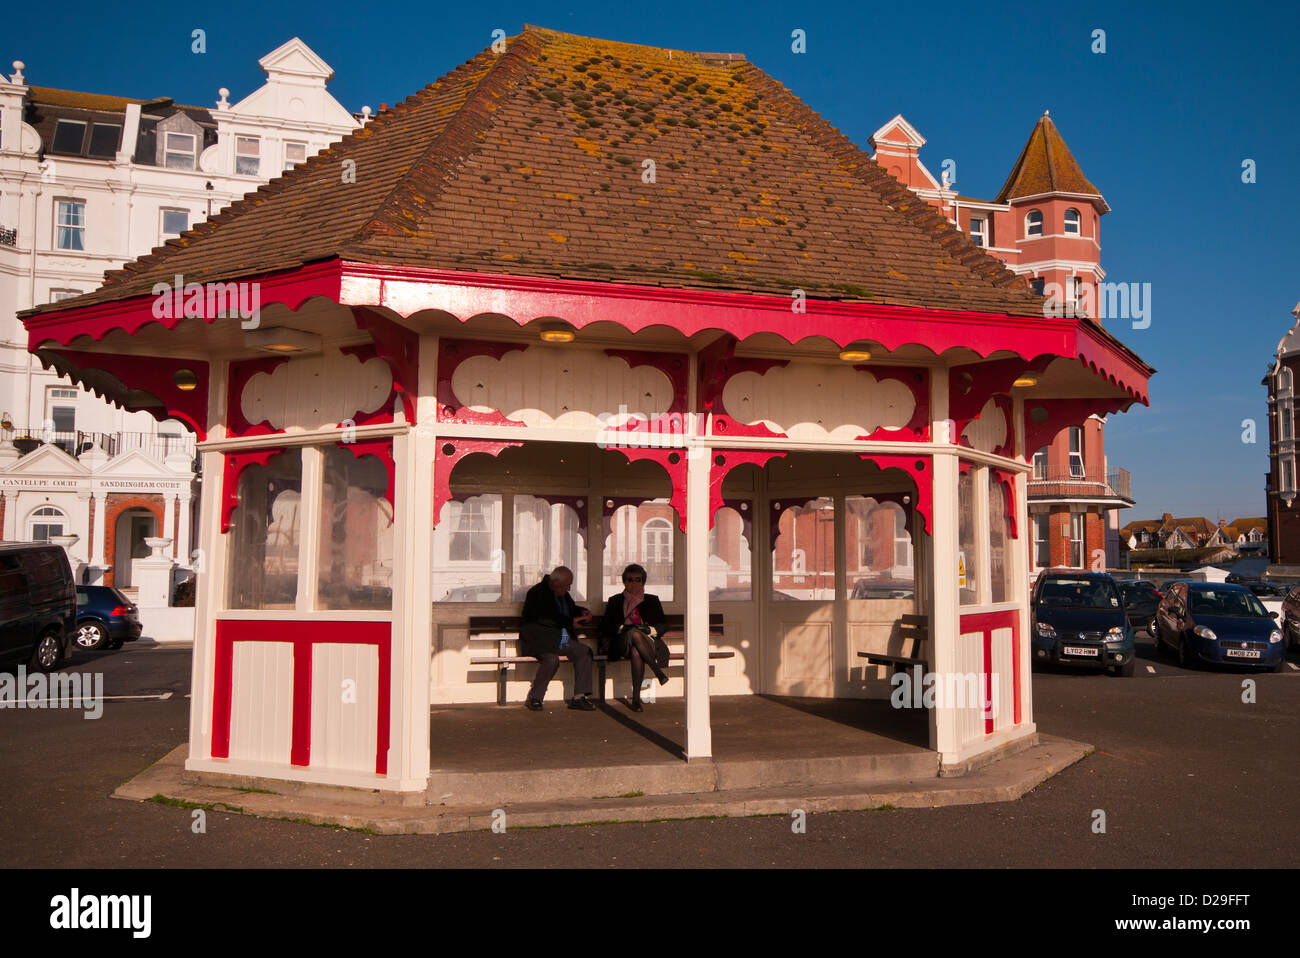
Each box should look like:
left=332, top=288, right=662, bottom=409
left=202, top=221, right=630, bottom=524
left=711, top=450, right=787, bottom=534
left=607, top=447, right=690, bottom=532
left=39, top=349, right=209, bottom=439
left=861, top=454, right=934, bottom=536
left=992, top=468, right=1019, bottom=539
left=951, top=356, right=1054, bottom=443
left=1023, top=398, right=1127, bottom=457
left=352, top=307, right=418, bottom=424
left=432, top=440, right=522, bottom=526
left=338, top=342, right=396, bottom=428
left=339, top=439, right=396, bottom=511
left=851, top=366, right=931, bottom=442
left=436, top=338, right=528, bottom=425
left=226, top=355, right=290, bottom=437
left=699, top=336, right=789, bottom=441
left=221, top=447, right=286, bottom=533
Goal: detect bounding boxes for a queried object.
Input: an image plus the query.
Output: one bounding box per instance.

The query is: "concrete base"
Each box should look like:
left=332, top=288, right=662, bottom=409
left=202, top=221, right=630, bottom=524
left=115, top=735, right=1092, bottom=835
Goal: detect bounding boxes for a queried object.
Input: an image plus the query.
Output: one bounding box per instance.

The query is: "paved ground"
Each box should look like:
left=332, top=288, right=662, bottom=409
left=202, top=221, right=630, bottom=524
left=2, top=637, right=1298, bottom=867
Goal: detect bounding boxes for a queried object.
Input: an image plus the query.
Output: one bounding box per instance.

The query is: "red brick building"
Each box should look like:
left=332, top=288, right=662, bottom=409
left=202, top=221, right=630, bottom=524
left=872, top=113, right=1134, bottom=570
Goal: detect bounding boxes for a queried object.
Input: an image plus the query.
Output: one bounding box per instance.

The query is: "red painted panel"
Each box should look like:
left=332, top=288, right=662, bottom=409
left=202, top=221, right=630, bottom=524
left=211, top=619, right=392, bottom=775
left=351, top=307, right=419, bottom=424
left=338, top=342, right=396, bottom=428
left=992, top=468, right=1019, bottom=539
left=851, top=366, right=931, bottom=443
left=38, top=349, right=209, bottom=439
left=433, top=440, right=522, bottom=526
left=436, top=338, right=528, bottom=426
left=861, top=455, right=934, bottom=536
left=220, top=447, right=286, bottom=533
left=226, top=355, right=290, bottom=437
left=959, top=610, right=1021, bottom=735
left=339, top=438, right=396, bottom=511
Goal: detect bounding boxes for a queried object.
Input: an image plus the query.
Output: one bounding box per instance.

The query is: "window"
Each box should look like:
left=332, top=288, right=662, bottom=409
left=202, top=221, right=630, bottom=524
left=433, top=494, right=502, bottom=601
left=1025, top=209, right=1043, bottom=237
left=88, top=123, right=121, bottom=157
left=1068, top=427, right=1085, bottom=478
left=989, top=482, right=1009, bottom=602
left=1069, top=513, right=1085, bottom=568
left=1030, top=277, right=1046, bottom=296
left=1064, top=208, right=1081, bottom=235
left=969, top=216, right=987, bottom=247
left=772, top=498, right=836, bottom=601
left=1071, top=277, right=1084, bottom=313
left=164, top=132, right=196, bottom=170
left=708, top=504, right=752, bottom=601
left=603, top=501, right=676, bottom=600
left=512, top=495, right=586, bottom=602
left=55, top=200, right=85, bottom=251
left=236, top=136, right=260, bottom=176
left=958, top=471, right=979, bottom=604
left=1033, top=514, right=1050, bottom=568
left=52, top=120, right=86, bottom=153
left=1282, top=401, right=1294, bottom=442
left=226, top=449, right=302, bottom=610
left=1033, top=446, right=1049, bottom=479
left=844, top=497, right=913, bottom=599
left=317, top=446, right=394, bottom=610
left=29, top=506, right=66, bottom=542
left=161, top=209, right=188, bottom=238
left=284, top=140, right=307, bottom=170
left=49, top=289, right=81, bottom=302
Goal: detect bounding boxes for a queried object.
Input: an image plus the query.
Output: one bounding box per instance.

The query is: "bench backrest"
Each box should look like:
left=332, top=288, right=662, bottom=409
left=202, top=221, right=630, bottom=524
left=469, top=613, right=724, bottom=638
left=897, top=613, right=929, bottom=654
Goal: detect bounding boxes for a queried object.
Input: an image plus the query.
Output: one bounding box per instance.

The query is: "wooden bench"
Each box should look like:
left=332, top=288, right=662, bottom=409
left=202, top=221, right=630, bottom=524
left=857, top=614, right=929, bottom=674
left=469, top=613, right=732, bottom=705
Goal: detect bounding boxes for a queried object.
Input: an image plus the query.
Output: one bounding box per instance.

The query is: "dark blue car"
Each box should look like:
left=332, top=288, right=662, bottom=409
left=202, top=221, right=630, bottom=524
left=1154, top=582, right=1285, bottom=671
left=1031, top=570, right=1135, bottom=675
left=73, top=585, right=142, bottom=652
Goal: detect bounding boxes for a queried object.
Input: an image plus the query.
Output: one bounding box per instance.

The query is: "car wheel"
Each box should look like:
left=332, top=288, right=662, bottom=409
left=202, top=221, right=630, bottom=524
left=1117, top=659, right=1135, bottom=677
left=1177, top=638, right=1188, bottom=669
left=74, top=621, right=108, bottom=652
left=1151, top=622, right=1163, bottom=654
left=29, top=630, right=63, bottom=672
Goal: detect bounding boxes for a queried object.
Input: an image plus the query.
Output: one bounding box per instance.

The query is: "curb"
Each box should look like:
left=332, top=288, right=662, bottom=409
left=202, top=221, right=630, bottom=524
left=113, top=735, right=1092, bottom=835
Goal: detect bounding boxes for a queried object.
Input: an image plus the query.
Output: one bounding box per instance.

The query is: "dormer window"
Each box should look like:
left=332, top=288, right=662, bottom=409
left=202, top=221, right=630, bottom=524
left=53, top=120, right=86, bottom=153
left=1025, top=210, right=1043, bottom=237
left=164, top=132, right=196, bottom=170
left=969, top=216, right=987, bottom=248
left=88, top=123, right=121, bottom=158
left=1064, top=208, right=1081, bottom=235
left=236, top=137, right=260, bottom=176
left=1030, top=277, right=1046, bottom=296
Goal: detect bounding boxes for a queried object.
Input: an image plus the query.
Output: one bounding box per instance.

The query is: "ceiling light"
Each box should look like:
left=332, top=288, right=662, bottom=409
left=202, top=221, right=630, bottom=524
left=1013, top=375, right=1039, bottom=388
left=173, top=369, right=199, bottom=391
left=539, top=322, right=576, bottom=343
left=245, top=326, right=322, bottom=355
left=838, top=342, right=872, bottom=362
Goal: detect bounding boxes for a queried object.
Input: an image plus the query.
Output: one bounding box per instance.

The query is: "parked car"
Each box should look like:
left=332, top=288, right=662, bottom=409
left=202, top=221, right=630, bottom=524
left=1241, top=581, right=1285, bottom=622
left=1117, top=581, right=1161, bottom=636
left=1031, top=570, right=1135, bottom=675
left=0, top=543, right=75, bottom=671
left=1153, top=581, right=1286, bottom=671
left=1281, top=585, right=1300, bottom=649
left=73, top=585, right=142, bottom=651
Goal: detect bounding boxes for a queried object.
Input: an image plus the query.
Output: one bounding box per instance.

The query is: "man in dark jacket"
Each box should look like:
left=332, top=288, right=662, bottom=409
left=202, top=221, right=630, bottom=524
left=519, top=566, right=596, bottom=710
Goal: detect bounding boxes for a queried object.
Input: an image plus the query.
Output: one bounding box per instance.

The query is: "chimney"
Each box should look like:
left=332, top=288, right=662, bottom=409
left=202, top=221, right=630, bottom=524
left=1162, top=513, right=1173, bottom=523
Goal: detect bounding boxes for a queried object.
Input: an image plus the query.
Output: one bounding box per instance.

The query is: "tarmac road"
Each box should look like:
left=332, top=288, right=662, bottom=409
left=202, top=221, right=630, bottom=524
left=2, top=638, right=1298, bottom=868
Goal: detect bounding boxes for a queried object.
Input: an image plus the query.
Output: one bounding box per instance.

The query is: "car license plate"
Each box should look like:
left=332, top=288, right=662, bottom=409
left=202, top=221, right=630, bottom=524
left=1062, top=646, right=1098, bottom=656
left=1225, top=649, right=1260, bottom=659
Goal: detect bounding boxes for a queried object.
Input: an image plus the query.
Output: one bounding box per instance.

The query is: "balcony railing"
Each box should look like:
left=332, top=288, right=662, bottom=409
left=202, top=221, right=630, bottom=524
left=0, top=225, right=16, bottom=247
left=1028, top=466, right=1132, bottom=501
left=1, top=428, right=197, bottom=466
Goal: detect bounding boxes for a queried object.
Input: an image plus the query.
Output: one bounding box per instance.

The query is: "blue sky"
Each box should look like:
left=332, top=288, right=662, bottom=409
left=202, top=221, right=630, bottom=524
left=9, top=0, right=1298, bottom=522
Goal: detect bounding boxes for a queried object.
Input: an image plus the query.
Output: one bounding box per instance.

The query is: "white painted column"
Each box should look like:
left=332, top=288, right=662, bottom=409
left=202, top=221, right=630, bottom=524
left=91, top=492, right=108, bottom=567
left=684, top=436, right=713, bottom=760
left=177, top=494, right=193, bottom=565
left=930, top=370, right=962, bottom=762
left=386, top=333, right=437, bottom=790
left=1013, top=396, right=1036, bottom=733
left=162, top=492, right=177, bottom=545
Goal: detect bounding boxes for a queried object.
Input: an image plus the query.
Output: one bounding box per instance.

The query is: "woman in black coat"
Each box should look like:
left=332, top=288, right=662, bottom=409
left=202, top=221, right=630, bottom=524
left=600, top=563, right=670, bottom=711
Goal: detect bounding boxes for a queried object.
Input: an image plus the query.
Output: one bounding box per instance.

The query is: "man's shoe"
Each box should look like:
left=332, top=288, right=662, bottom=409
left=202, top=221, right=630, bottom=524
left=568, top=694, right=597, bottom=711
left=525, top=696, right=543, bottom=711
left=628, top=698, right=644, bottom=712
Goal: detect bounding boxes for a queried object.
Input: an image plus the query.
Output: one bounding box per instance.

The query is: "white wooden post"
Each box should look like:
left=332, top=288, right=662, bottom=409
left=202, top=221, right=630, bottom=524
left=930, top=370, right=962, bottom=761
left=684, top=436, right=713, bottom=760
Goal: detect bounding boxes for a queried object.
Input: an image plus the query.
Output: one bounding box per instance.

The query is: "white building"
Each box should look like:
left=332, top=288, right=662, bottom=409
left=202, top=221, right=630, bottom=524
left=0, top=38, right=362, bottom=590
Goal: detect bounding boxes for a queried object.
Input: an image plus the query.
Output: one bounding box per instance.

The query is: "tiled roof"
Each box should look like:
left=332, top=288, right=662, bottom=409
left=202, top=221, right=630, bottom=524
left=27, top=26, right=1053, bottom=319
left=994, top=112, right=1104, bottom=205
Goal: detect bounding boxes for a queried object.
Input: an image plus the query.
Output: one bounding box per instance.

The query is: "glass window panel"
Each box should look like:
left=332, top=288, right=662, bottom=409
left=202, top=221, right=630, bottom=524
left=227, top=449, right=302, bottom=609
left=432, top=494, right=502, bottom=601
left=162, top=209, right=188, bottom=236
left=708, top=505, right=752, bottom=602
left=88, top=123, right=121, bottom=157
left=53, top=120, right=85, bottom=153
left=959, top=470, right=979, bottom=605
left=845, top=496, right=913, bottom=599
left=236, top=136, right=260, bottom=175
left=317, top=446, right=394, bottom=610
left=771, top=497, right=835, bottom=600
left=1070, top=513, right=1085, bottom=568
left=512, top=495, right=586, bottom=602
left=990, top=482, right=1009, bottom=602
left=56, top=201, right=85, bottom=250
left=1033, top=514, right=1050, bottom=568
left=602, top=500, right=675, bottom=602
left=284, top=141, right=307, bottom=169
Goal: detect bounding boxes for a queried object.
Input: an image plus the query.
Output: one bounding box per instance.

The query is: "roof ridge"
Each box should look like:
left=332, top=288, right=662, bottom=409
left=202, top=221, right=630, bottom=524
left=341, top=31, right=544, bottom=249
left=735, top=63, right=1037, bottom=300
